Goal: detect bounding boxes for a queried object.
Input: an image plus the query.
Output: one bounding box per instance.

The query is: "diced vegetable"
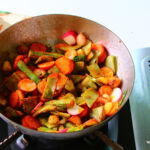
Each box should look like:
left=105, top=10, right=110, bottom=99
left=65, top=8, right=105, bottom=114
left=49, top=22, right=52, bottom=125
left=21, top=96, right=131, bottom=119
left=89, top=49, right=100, bottom=64
left=77, top=49, right=85, bottom=56
left=55, top=43, right=81, bottom=51
left=65, top=49, right=77, bottom=60
left=76, top=33, right=87, bottom=46
left=79, top=105, right=89, bottom=118
left=48, top=115, right=59, bottom=125
left=87, top=51, right=94, bottom=61
left=5, top=107, right=23, bottom=118
left=74, top=61, right=85, bottom=72
left=67, top=125, right=83, bottom=132
left=69, top=75, right=85, bottom=84
left=22, top=96, right=39, bottom=114
left=65, top=122, right=75, bottom=128
left=107, top=76, right=121, bottom=88
left=13, top=55, right=25, bottom=70
left=51, top=111, right=70, bottom=118
left=30, top=42, right=47, bottom=52
left=62, top=31, right=77, bottom=45
left=68, top=116, right=82, bottom=125
left=33, top=69, right=46, bottom=78
left=18, top=79, right=37, bottom=92
left=37, top=78, right=47, bottom=94
left=110, top=88, right=123, bottom=102
left=82, top=42, right=92, bottom=55
left=38, top=61, right=55, bottom=70
left=83, top=119, right=98, bottom=128
left=90, top=106, right=105, bottom=122
left=99, top=85, right=113, bottom=96
left=73, top=55, right=86, bottom=62
left=28, top=50, right=63, bottom=59
left=42, top=76, right=58, bottom=99
left=104, top=102, right=113, bottom=115
left=48, top=65, right=60, bottom=74
left=67, top=105, right=84, bottom=115
left=2, top=60, right=12, bottom=72
left=92, top=43, right=107, bottom=63
left=17, top=60, right=41, bottom=84
left=32, top=104, right=56, bottom=117
left=87, top=63, right=102, bottom=78
left=22, top=115, right=41, bottom=130
left=38, top=127, right=58, bottom=133
left=81, top=88, right=99, bottom=108
left=56, top=56, right=74, bottom=74
left=65, top=79, right=76, bottom=92
left=58, top=125, right=65, bottom=131
left=107, top=102, right=119, bottom=116
left=101, top=66, right=114, bottom=77
left=105, top=55, right=117, bottom=73
left=76, top=97, right=86, bottom=106
left=59, top=117, right=67, bottom=124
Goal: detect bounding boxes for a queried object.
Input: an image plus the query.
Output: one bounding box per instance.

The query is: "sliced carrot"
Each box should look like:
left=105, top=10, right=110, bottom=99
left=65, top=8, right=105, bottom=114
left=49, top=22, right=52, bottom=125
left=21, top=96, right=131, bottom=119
left=79, top=105, right=89, bottom=118
left=30, top=42, right=46, bottom=52
left=56, top=56, right=74, bottom=75
left=16, top=90, right=24, bottom=106
left=107, top=102, right=119, bottom=116
left=17, top=45, right=28, bottom=54
left=38, top=61, right=55, bottom=70
left=101, top=66, right=114, bottom=77
left=9, top=91, right=19, bottom=108
left=92, top=43, right=107, bottom=63
left=18, top=79, right=37, bottom=92
left=99, top=85, right=113, bottom=96
left=37, top=78, right=47, bottom=94
left=33, top=68, right=46, bottom=78
left=22, top=115, right=41, bottom=130
left=104, top=102, right=113, bottom=115
left=15, top=71, right=28, bottom=79
left=83, top=119, right=98, bottom=128
left=13, top=55, right=25, bottom=70
left=65, top=49, right=77, bottom=60
left=108, top=76, right=121, bottom=88
left=68, top=116, right=82, bottom=126
left=49, top=72, right=59, bottom=78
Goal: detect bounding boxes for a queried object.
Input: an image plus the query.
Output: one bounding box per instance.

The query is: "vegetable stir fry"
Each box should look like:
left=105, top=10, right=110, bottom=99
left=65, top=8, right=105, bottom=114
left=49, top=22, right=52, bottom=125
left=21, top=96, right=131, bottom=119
left=0, top=30, right=126, bottom=133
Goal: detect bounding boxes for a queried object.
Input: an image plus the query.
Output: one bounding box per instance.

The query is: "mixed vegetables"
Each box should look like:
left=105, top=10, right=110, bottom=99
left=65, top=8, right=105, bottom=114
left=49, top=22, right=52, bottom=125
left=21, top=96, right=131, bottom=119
left=0, top=30, right=126, bottom=133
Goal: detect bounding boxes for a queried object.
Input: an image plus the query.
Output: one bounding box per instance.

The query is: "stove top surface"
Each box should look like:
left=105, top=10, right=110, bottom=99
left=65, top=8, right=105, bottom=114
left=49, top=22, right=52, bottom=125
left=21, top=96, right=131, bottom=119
left=0, top=101, right=135, bottom=150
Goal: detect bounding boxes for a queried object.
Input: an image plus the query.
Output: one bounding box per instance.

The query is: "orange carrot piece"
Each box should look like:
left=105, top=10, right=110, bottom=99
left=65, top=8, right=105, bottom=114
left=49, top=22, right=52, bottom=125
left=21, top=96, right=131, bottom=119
left=99, top=85, right=113, bottom=96
left=104, top=102, right=113, bottom=115
left=15, top=71, right=28, bottom=79
left=16, top=90, right=24, bottom=106
left=101, top=66, right=114, bottom=77
left=13, top=55, right=25, bottom=70
left=56, top=56, right=74, bottom=75
left=38, top=61, right=55, bottom=70
left=92, top=43, right=107, bottom=63
left=108, top=76, right=121, bottom=88
left=107, top=102, right=119, bottom=116
left=22, top=115, right=41, bottom=130
left=83, top=119, right=98, bottom=128
left=30, top=43, right=46, bottom=52
left=9, top=91, right=19, bottom=108
left=68, top=116, right=82, bottom=126
left=18, top=79, right=37, bottom=92
left=37, top=78, right=47, bottom=94
left=49, top=73, right=59, bottom=78
left=79, top=105, right=89, bottom=118
left=33, top=68, right=46, bottom=78
left=65, top=49, right=77, bottom=60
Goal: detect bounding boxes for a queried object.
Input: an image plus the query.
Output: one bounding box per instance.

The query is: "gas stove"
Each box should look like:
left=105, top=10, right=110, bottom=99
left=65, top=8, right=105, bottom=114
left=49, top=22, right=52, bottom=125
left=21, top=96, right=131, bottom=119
left=0, top=101, right=135, bottom=150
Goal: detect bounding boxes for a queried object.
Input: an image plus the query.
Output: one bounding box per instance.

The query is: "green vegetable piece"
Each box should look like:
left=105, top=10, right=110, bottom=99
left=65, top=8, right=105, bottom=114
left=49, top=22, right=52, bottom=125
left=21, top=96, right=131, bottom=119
left=5, top=107, right=23, bottom=118
left=38, top=127, right=57, bottom=133
left=82, top=42, right=92, bottom=55
left=28, top=50, right=63, bottom=59
left=35, top=55, right=53, bottom=64
left=65, top=79, right=76, bottom=92
left=90, top=106, right=105, bottom=122
left=42, top=77, right=58, bottom=99
left=74, top=61, right=85, bottom=72
left=0, top=96, right=7, bottom=106
left=65, top=122, right=75, bottom=128
left=76, top=97, right=86, bottom=106
left=105, top=55, right=117, bottom=73
left=22, top=96, right=38, bottom=114
left=81, top=76, right=97, bottom=89
left=87, top=63, right=102, bottom=78
left=48, top=66, right=60, bottom=74
left=4, top=72, right=22, bottom=91
left=51, top=111, right=70, bottom=118
left=86, top=75, right=103, bottom=86
left=89, top=50, right=100, bottom=64
left=17, top=60, right=40, bottom=84
left=119, top=90, right=127, bottom=106
left=67, top=125, right=84, bottom=132
left=81, top=88, right=99, bottom=108
left=69, top=75, right=85, bottom=84
left=46, top=93, right=75, bottom=109
left=73, top=55, right=86, bottom=62
left=32, top=104, right=56, bottom=117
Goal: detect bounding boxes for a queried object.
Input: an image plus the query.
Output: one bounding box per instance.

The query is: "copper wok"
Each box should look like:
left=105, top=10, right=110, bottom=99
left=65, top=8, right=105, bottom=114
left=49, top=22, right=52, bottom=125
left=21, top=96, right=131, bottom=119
left=0, top=14, right=134, bottom=141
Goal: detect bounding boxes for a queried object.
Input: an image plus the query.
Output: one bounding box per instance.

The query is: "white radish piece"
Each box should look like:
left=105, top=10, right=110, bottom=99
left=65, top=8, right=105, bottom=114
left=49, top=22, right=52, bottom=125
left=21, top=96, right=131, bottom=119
left=76, top=33, right=87, bottom=46
left=110, top=88, right=123, bottom=102
left=62, top=31, right=77, bottom=45
left=67, top=105, right=84, bottom=115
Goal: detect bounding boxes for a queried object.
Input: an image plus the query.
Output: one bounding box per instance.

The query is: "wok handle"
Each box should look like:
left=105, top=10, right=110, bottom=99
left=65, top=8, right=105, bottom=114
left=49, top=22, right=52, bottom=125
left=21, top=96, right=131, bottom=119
left=95, top=131, right=124, bottom=150
left=0, top=131, right=22, bottom=150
